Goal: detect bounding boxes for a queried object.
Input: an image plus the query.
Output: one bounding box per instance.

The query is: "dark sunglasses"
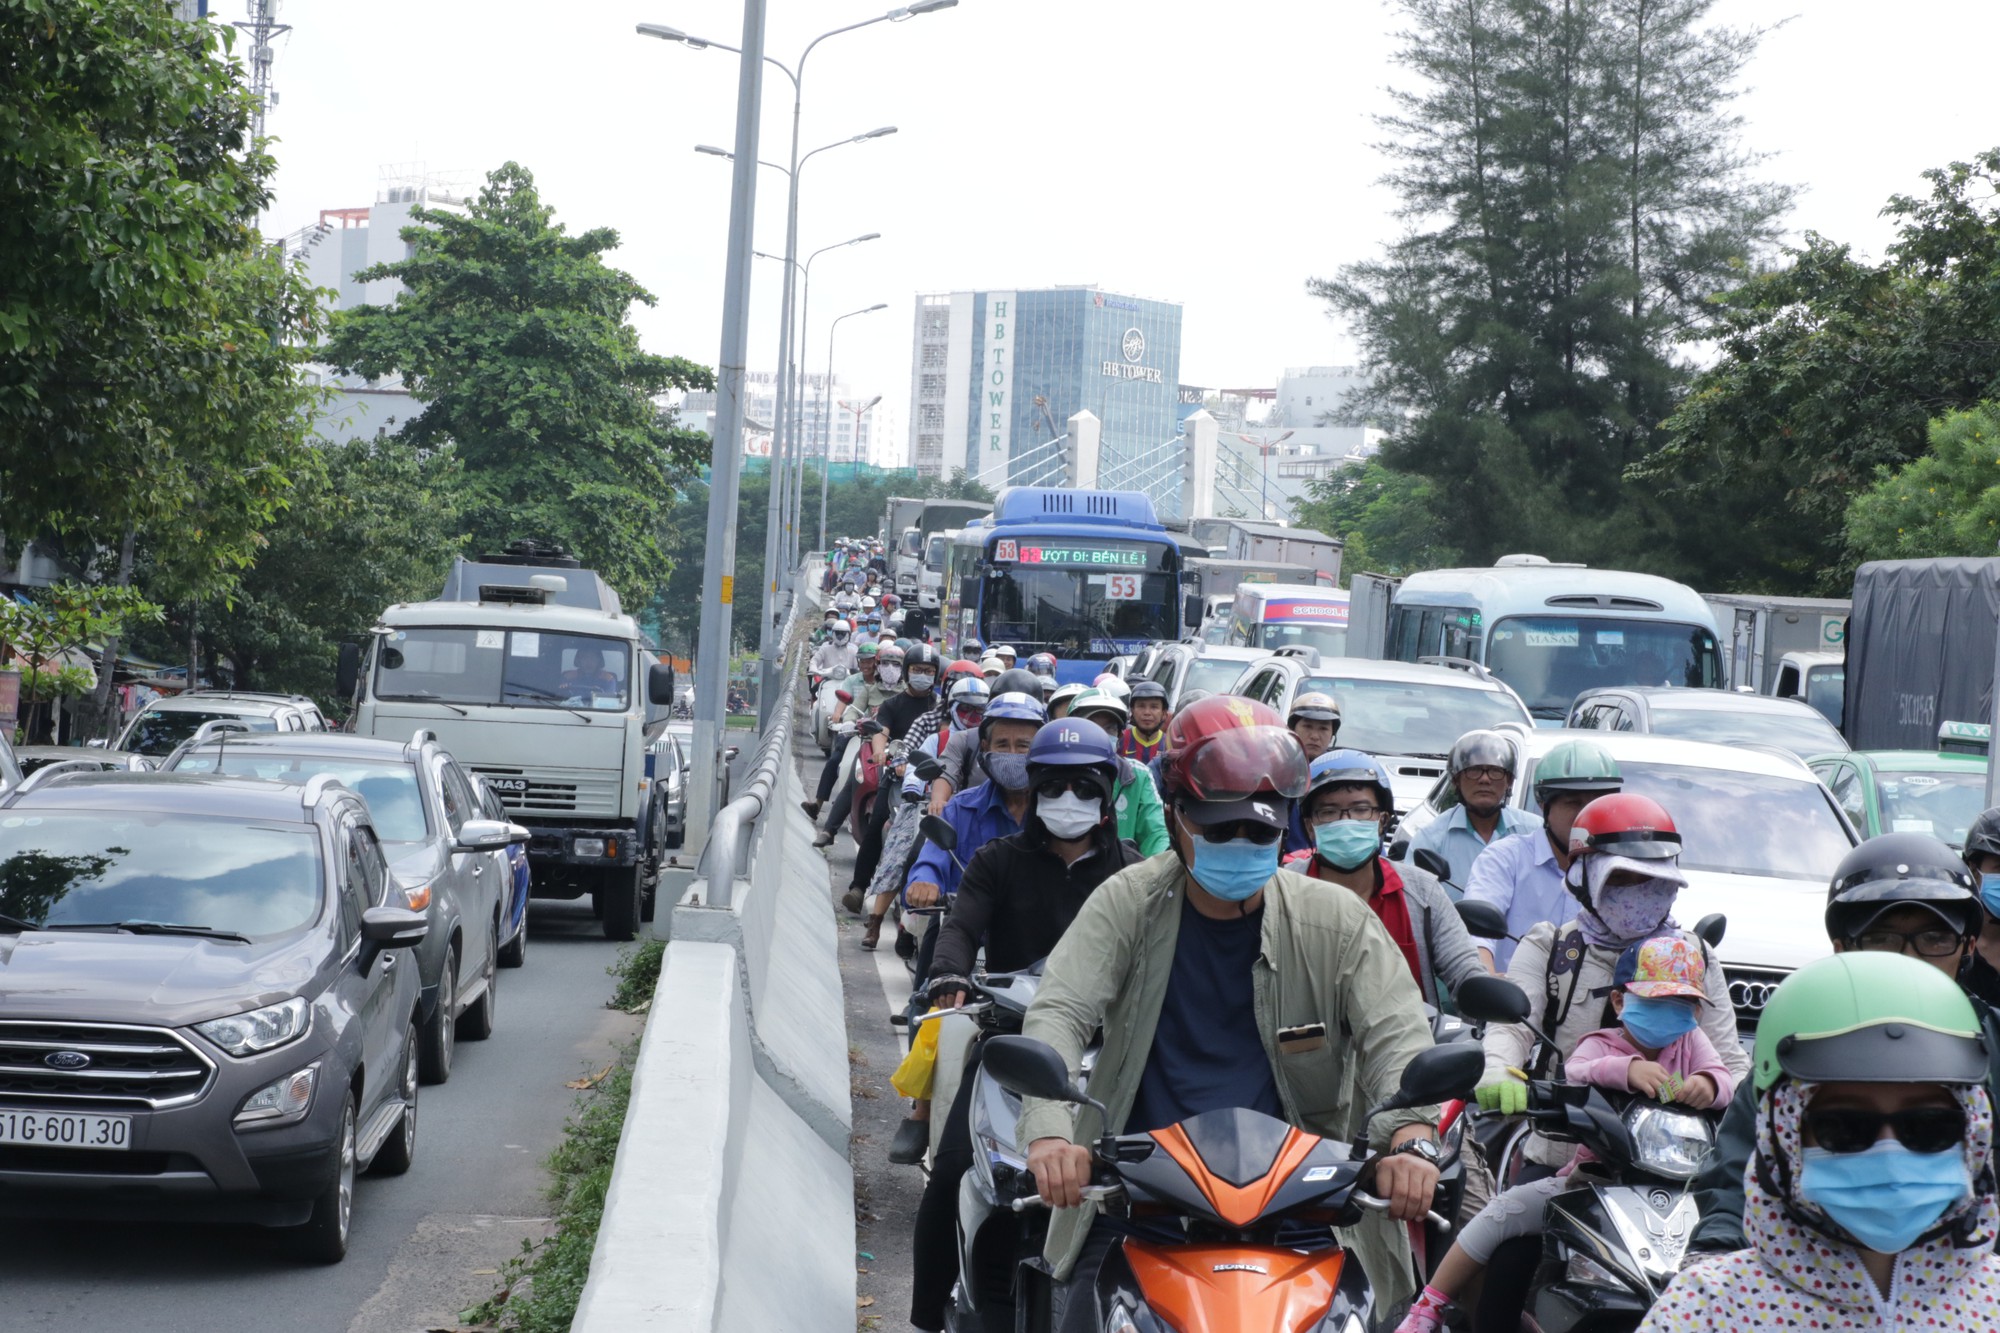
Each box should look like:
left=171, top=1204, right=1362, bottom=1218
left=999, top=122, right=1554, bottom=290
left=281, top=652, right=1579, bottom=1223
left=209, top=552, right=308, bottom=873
left=1034, top=775, right=1102, bottom=800
left=1804, top=1104, right=1967, bottom=1156
left=1191, top=820, right=1282, bottom=846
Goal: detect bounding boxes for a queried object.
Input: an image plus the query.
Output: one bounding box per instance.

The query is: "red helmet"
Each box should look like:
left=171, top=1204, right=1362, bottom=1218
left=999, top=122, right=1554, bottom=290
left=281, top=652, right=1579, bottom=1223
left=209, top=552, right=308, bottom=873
left=944, top=658, right=982, bottom=684
left=1162, top=696, right=1309, bottom=828
left=879, top=592, right=901, bottom=609
left=1569, top=793, right=1682, bottom=861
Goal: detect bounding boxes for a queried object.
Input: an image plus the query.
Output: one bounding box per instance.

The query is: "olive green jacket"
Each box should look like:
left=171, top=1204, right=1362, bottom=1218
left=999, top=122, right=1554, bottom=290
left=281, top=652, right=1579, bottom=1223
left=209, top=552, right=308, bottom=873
left=1017, top=853, right=1440, bottom=1305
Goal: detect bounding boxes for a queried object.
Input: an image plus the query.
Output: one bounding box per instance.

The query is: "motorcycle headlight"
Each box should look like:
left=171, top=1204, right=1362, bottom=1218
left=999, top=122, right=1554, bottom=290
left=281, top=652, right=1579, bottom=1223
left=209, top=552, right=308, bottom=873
left=969, top=1071, right=1024, bottom=1191
left=1625, top=1102, right=1714, bottom=1180
left=1564, top=1247, right=1628, bottom=1289
left=195, top=996, right=311, bottom=1056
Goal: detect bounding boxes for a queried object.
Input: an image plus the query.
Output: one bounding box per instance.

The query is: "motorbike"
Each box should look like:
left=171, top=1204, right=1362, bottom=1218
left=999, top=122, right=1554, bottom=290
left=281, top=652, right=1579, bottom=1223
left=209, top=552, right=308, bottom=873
left=977, top=989, right=1523, bottom=1333
left=812, top=679, right=849, bottom=754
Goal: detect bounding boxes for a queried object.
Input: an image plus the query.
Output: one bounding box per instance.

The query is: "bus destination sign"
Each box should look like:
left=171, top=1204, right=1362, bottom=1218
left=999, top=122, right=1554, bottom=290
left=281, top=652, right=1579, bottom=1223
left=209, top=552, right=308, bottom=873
left=994, top=539, right=1150, bottom=568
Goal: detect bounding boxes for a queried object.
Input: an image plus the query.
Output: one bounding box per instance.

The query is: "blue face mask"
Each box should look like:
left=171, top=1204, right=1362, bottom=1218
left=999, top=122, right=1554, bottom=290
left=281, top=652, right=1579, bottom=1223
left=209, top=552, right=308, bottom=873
left=984, top=751, right=1031, bottom=792
left=1186, top=833, right=1280, bottom=902
left=1981, top=873, right=2000, bottom=917
left=1801, top=1138, right=1971, bottom=1253
left=1313, top=820, right=1381, bottom=872
left=1619, top=994, right=1699, bottom=1051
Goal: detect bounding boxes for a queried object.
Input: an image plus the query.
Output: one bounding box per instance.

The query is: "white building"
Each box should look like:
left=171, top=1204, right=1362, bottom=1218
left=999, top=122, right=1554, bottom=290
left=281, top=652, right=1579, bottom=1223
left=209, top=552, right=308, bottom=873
left=678, top=373, right=895, bottom=467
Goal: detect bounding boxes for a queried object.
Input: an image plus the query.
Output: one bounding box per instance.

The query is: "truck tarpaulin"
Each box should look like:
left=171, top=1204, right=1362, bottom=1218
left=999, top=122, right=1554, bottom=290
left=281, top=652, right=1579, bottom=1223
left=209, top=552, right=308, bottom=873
left=1845, top=558, right=2000, bottom=750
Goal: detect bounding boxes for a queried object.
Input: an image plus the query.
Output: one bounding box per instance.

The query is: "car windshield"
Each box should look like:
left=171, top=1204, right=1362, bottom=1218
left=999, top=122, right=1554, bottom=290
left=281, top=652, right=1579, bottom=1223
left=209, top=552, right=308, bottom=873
left=168, top=752, right=429, bottom=842
left=1184, top=656, right=1253, bottom=697
left=122, top=710, right=279, bottom=757
left=1874, top=768, right=1989, bottom=848
left=1485, top=616, right=1722, bottom=718
left=1521, top=758, right=1851, bottom=880
left=1644, top=702, right=1847, bottom=759
left=981, top=540, right=1178, bottom=659
left=0, top=812, right=322, bottom=936
left=1303, top=675, right=1531, bottom=757
left=374, top=628, right=630, bottom=710
left=1805, top=665, right=1845, bottom=724
left=1253, top=622, right=1349, bottom=655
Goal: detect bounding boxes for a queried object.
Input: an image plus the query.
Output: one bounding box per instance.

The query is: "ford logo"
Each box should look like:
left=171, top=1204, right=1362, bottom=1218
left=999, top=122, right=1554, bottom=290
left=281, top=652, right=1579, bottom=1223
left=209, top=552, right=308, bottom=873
left=44, top=1051, right=91, bottom=1071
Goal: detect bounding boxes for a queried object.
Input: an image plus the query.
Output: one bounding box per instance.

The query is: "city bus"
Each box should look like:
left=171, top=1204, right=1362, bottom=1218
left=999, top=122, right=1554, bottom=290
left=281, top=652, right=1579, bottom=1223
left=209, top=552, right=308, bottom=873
left=941, top=487, right=1192, bottom=684
left=1385, top=556, right=1722, bottom=723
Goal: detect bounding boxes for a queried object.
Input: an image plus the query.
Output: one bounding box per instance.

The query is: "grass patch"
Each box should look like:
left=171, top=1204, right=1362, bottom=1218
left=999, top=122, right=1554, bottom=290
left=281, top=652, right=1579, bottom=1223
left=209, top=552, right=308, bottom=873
left=725, top=713, right=756, bottom=729
left=463, top=939, right=662, bottom=1330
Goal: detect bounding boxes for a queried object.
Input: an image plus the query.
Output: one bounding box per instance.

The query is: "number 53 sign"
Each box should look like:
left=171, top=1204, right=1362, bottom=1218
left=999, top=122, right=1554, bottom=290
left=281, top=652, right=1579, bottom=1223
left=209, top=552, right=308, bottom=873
left=1104, top=573, right=1141, bottom=600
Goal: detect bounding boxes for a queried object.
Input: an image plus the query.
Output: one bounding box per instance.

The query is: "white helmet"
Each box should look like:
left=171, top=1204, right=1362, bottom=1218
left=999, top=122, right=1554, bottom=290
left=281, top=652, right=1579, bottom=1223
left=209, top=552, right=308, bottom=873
left=830, top=619, right=852, bottom=640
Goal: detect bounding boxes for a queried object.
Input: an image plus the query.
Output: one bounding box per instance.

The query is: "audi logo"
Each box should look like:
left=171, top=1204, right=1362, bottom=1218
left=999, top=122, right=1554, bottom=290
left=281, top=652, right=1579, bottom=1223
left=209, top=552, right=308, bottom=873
left=1731, top=980, right=1782, bottom=1012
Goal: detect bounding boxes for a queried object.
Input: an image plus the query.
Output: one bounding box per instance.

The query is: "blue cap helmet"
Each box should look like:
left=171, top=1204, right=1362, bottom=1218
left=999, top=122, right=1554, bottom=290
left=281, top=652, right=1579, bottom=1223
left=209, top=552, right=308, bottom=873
left=1026, top=718, right=1119, bottom=803
left=982, top=691, right=1047, bottom=731
left=1305, top=749, right=1395, bottom=813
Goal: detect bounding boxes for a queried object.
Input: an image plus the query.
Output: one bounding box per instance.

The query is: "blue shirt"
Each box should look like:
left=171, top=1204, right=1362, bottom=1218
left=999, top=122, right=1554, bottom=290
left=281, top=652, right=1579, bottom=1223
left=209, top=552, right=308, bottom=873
left=1461, top=827, right=1575, bottom=972
left=903, top=778, right=1021, bottom=904
left=1406, top=804, right=1545, bottom=897
left=1128, top=897, right=1283, bottom=1133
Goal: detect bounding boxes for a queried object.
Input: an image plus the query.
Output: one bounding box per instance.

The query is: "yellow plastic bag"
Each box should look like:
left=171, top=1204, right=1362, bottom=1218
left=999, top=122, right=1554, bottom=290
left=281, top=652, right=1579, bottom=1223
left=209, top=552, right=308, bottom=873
left=891, top=1009, right=942, bottom=1100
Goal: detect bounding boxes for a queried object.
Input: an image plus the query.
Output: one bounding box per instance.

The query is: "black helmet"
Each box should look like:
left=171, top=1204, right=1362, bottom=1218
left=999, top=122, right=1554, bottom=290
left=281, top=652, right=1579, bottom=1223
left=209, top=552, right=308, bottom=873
left=1965, top=806, right=2000, bottom=870
left=1825, top=831, right=1981, bottom=942
left=905, top=643, right=940, bottom=671
left=1128, top=679, right=1169, bottom=704
left=992, top=667, right=1044, bottom=700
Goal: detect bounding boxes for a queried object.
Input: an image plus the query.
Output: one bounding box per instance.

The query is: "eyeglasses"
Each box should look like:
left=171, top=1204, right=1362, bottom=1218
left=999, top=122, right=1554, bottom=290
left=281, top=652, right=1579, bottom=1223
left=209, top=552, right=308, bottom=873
left=1849, top=926, right=1967, bottom=959
left=1034, top=775, right=1101, bottom=799
left=1804, top=1104, right=1968, bottom=1155
left=1314, top=804, right=1382, bottom=822
left=1462, top=766, right=1509, bottom=784
left=1191, top=820, right=1282, bottom=846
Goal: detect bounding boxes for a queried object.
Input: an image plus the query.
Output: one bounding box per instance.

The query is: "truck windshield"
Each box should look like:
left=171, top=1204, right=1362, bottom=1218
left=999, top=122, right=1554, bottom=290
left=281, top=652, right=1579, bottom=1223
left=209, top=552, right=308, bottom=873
left=1485, top=616, right=1721, bottom=718
left=1254, top=622, right=1349, bottom=656
left=375, top=628, right=631, bottom=711
left=982, top=541, right=1177, bottom=658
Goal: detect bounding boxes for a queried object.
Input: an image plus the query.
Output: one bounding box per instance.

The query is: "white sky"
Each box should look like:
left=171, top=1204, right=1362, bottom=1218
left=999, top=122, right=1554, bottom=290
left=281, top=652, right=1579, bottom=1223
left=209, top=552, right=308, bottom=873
left=258, top=0, right=2000, bottom=465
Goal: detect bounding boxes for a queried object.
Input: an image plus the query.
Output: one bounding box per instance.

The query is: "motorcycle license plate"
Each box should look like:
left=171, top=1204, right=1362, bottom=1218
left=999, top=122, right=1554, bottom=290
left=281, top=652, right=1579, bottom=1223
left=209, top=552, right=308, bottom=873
left=0, top=1108, right=133, bottom=1150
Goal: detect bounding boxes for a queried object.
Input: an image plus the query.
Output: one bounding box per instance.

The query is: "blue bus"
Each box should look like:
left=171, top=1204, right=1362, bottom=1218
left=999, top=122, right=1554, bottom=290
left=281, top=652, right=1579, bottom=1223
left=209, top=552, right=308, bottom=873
left=941, top=487, right=1191, bottom=684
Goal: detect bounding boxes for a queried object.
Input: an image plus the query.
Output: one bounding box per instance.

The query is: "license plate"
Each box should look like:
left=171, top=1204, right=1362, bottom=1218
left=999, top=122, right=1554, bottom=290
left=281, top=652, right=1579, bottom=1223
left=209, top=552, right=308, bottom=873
left=0, top=1109, right=133, bottom=1151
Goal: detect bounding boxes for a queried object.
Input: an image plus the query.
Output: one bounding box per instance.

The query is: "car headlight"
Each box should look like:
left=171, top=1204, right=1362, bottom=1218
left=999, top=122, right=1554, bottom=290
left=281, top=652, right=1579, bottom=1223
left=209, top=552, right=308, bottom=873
left=401, top=880, right=433, bottom=912
left=234, top=1062, right=319, bottom=1129
left=195, top=996, right=311, bottom=1056
left=1625, top=1102, right=1714, bottom=1180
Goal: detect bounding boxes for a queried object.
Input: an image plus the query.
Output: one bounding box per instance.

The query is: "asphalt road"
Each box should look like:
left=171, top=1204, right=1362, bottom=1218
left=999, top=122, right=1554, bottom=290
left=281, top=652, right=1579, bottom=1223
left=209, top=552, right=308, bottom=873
left=0, top=898, right=644, bottom=1333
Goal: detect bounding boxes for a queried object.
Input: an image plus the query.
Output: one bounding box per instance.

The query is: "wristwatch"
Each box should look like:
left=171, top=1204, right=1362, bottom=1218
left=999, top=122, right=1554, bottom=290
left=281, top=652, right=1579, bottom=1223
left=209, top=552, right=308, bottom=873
left=1391, top=1137, right=1441, bottom=1165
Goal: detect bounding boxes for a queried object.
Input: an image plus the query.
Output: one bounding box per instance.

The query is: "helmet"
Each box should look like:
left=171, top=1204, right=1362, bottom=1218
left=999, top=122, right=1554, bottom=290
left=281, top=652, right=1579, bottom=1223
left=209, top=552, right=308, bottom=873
left=979, top=653, right=1006, bottom=676
left=830, top=619, right=852, bottom=639
left=1026, top=719, right=1120, bottom=805
left=1127, top=679, right=1167, bottom=705
left=1612, top=934, right=1708, bottom=1001
left=1176, top=688, right=1213, bottom=710
left=962, top=636, right=985, bottom=655
left=1447, top=729, right=1517, bottom=779
left=949, top=676, right=990, bottom=706
left=1826, top=832, right=1981, bottom=942
left=1568, top=792, right=1681, bottom=860
left=1047, top=681, right=1089, bottom=713
left=857, top=641, right=879, bottom=660
left=981, top=691, right=1047, bottom=735
left=1162, top=696, right=1309, bottom=828
left=876, top=643, right=906, bottom=666
left=1286, top=691, right=1340, bottom=725
left=880, top=592, right=901, bottom=610
left=1752, top=951, right=1989, bottom=1094
left=906, top=643, right=940, bottom=671
left=1965, top=807, right=2000, bottom=870
left=994, top=644, right=1019, bottom=662
left=1304, top=749, right=1394, bottom=815
left=862, top=596, right=878, bottom=611
left=1027, top=652, right=1058, bottom=676
left=992, top=667, right=1044, bottom=700
left=943, top=658, right=981, bottom=687
left=1070, top=686, right=1131, bottom=729
left=1532, top=740, right=1623, bottom=808
left=1034, top=673, right=1060, bottom=698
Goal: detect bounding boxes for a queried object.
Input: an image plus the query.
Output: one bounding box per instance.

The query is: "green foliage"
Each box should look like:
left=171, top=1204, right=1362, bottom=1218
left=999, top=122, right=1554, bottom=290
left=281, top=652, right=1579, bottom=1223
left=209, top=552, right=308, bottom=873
left=1314, top=0, right=1789, bottom=567
left=1294, top=460, right=1461, bottom=580
left=0, top=0, right=325, bottom=593
left=0, top=583, right=162, bottom=677
left=325, top=163, right=713, bottom=611
left=607, top=938, right=666, bottom=1012
left=1655, top=149, right=2000, bottom=590
left=1844, top=403, right=2000, bottom=563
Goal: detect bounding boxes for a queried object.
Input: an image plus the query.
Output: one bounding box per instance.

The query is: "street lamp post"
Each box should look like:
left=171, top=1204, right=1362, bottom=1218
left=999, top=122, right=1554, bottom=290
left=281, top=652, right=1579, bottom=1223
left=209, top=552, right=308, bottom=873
left=825, top=393, right=883, bottom=547
left=790, top=232, right=880, bottom=565
left=643, top=2, right=957, bottom=732
left=820, top=304, right=889, bottom=554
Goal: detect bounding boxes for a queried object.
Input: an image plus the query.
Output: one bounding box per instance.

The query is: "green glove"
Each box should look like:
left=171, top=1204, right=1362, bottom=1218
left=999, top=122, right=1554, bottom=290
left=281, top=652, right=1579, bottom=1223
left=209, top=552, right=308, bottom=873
left=1475, top=1077, right=1528, bottom=1116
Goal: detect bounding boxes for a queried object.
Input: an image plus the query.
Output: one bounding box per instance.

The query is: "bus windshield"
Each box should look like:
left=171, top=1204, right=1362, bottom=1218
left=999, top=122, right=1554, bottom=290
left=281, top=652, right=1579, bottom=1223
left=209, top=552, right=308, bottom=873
left=982, top=540, right=1177, bottom=658
left=1254, top=622, right=1348, bottom=656
left=1486, top=616, right=1721, bottom=718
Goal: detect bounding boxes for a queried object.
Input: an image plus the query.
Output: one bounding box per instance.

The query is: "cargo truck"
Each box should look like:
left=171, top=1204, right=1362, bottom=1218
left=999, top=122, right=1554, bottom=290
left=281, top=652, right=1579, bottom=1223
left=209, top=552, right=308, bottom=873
left=1843, top=558, right=2000, bottom=752
left=1186, top=517, right=1343, bottom=586
left=1700, top=592, right=1851, bottom=694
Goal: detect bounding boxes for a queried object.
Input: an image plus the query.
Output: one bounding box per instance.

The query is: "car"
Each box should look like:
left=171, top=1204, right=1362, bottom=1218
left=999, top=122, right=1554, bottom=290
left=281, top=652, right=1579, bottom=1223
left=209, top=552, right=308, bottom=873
left=0, top=731, right=19, bottom=792
left=648, top=723, right=691, bottom=852
left=1394, top=729, right=1858, bottom=1031
left=12, top=745, right=149, bottom=778
left=1141, top=642, right=1267, bottom=710
left=1808, top=745, right=1990, bottom=849
left=0, top=769, right=428, bottom=1261
left=1565, top=686, right=1850, bottom=760
left=108, top=690, right=329, bottom=758
left=1232, top=653, right=1535, bottom=812
left=472, top=775, right=533, bottom=967
left=161, top=730, right=513, bottom=1085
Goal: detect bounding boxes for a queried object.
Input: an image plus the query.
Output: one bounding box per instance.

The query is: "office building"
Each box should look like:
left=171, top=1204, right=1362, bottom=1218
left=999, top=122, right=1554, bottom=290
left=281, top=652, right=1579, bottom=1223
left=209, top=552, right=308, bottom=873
left=678, top=373, right=896, bottom=466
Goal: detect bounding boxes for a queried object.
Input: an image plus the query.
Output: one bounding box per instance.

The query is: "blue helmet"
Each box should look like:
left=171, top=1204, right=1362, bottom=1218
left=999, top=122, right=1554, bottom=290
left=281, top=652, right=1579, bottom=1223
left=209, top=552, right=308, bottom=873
left=981, top=691, right=1047, bottom=732
left=1026, top=718, right=1120, bottom=803
left=1305, top=749, right=1395, bottom=814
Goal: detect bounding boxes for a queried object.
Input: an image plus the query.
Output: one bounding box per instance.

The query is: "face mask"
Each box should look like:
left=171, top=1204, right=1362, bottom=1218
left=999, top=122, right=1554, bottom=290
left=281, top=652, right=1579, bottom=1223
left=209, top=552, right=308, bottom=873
left=833, top=633, right=849, bottom=645
left=877, top=664, right=902, bottom=686
left=1576, top=874, right=1679, bottom=948
left=1981, top=873, right=2000, bottom=917
left=953, top=706, right=984, bottom=730
left=1038, top=792, right=1102, bottom=840
left=1619, top=994, right=1699, bottom=1051
left=907, top=671, right=936, bottom=693
left=1801, top=1138, right=1971, bottom=1253
left=1312, top=819, right=1380, bottom=872
left=985, top=751, right=1031, bottom=791
left=1179, top=813, right=1278, bottom=902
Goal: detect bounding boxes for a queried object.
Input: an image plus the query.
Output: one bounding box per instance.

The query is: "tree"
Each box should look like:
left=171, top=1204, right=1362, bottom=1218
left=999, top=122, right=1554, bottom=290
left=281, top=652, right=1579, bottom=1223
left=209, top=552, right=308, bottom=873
left=1652, top=150, right=2000, bottom=589
left=1294, top=460, right=1461, bottom=580
left=325, top=163, right=713, bottom=610
left=0, top=583, right=161, bottom=742
left=1844, top=402, right=2000, bottom=564
left=1311, top=0, right=1789, bottom=565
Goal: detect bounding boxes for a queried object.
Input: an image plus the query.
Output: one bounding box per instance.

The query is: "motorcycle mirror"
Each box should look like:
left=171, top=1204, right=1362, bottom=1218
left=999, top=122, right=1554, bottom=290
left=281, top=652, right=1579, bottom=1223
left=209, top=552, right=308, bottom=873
left=1453, top=898, right=1509, bottom=940
left=1454, top=974, right=1533, bottom=1025
left=910, top=755, right=944, bottom=783
left=1411, top=848, right=1452, bottom=883
left=919, top=814, right=958, bottom=851
left=1692, top=913, right=1727, bottom=948
left=1356, top=1044, right=1487, bottom=1149
left=980, top=1035, right=1085, bottom=1105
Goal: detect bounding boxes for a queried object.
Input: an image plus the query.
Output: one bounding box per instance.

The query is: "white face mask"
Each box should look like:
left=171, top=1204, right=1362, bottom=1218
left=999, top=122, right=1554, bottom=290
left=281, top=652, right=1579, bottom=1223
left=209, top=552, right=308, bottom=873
left=1038, top=791, right=1103, bottom=840
left=878, top=664, right=902, bottom=686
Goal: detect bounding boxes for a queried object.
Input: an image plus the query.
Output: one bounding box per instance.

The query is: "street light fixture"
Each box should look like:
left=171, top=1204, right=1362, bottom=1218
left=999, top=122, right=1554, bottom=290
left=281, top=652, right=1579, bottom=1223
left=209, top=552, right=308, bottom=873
left=819, top=304, right=889, bottom=551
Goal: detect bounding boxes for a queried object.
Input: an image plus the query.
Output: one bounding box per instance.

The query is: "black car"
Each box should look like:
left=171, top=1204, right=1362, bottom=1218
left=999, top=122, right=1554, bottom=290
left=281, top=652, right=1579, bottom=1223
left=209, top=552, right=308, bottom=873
left=0, top=771, right=428, bottom=1261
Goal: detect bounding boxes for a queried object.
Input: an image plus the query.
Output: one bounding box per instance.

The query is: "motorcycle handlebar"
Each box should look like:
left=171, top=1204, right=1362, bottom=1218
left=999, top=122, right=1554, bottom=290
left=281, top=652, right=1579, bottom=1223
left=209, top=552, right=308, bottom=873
left=1010, top=1184, right=1122, bottom=1213
left=1351, top=1191, right=1452, bottom=1232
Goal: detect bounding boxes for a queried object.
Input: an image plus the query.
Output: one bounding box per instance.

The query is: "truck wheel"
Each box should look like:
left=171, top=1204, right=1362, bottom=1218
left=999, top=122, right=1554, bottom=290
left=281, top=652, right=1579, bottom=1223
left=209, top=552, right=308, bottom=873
left=601, top=863, right=642, bottom=941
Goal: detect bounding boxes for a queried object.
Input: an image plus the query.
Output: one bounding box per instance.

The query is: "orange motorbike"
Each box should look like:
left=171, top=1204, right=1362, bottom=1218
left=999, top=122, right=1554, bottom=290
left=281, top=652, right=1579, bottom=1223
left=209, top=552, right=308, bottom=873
left=981, top=1034, right=1489, bottom=1333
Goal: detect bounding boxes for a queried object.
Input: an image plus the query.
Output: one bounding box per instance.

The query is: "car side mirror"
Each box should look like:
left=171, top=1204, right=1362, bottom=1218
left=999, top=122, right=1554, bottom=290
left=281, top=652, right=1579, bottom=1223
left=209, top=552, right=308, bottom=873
left=1693, top=913, right=1727, bottom=948
left=648, top=662, right=677, bottom=706
left=1454, top=974, right=1533, bottom=1024
left=919, top=813, right=957, bottom=851
left=981, top=1034, right=1085, bottom=1105
left=1454, top=898, right=1510, bottom=940
left=454, top=818, right=514, bottom=853
left=336, top=641, right=362, bottom=698
left=506, top=823, right=533, bottom=846
left=85, top=738, right=108, bottom=750
left=1411, top=848, right=1452, bottom=883
left=360, top=906, right=429, bottom=949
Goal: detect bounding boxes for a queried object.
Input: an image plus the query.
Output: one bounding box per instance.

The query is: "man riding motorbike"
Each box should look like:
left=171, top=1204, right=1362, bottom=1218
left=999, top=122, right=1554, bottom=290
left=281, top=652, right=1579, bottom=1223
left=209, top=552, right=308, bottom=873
left=846, top=642, right=943, bottom=907
left=808, top=618, right=856, bottom=686
left=1405, top=729, right=1544, bottom=897
left=1017, top=695, right=1445, bottom=1325
left=1118, top=678, right=1170, bottom=763
left=906, top=720, right=1142, bottom=1332
left=814, top=643, right=907, bottom=848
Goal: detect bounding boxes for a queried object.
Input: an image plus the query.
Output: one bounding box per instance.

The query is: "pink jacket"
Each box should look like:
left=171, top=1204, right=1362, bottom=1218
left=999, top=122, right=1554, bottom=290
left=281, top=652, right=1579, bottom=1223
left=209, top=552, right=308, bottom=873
left=1559, top=1023, right=1734, bottom=1172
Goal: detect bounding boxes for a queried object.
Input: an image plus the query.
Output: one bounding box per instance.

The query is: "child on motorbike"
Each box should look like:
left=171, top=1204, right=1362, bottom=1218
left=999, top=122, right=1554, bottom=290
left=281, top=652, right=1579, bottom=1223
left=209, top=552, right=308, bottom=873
left=1396, top=933, right=1733, bottom=1333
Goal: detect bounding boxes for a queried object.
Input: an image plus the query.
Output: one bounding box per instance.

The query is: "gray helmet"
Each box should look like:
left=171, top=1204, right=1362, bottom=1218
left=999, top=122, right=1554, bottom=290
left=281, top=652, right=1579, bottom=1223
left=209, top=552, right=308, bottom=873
left=1448, top=729, right=1517, bottom=780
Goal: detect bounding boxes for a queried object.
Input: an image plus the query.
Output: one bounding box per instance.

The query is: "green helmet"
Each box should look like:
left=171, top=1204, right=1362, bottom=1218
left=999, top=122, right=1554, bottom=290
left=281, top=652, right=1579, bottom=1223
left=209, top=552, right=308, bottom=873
left=1069, top=686, right=1130, bottom=727
left=1752, top=951, right=1989, bottom=1094
left=857, top=642, right=879, bottom=659
left=1531, top=740, right=1622, bottom=808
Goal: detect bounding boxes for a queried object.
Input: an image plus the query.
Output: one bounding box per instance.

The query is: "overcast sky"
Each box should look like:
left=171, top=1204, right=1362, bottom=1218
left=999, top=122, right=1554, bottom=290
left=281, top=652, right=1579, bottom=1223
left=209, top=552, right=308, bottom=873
left=259, top=0, right=2000, bottom=464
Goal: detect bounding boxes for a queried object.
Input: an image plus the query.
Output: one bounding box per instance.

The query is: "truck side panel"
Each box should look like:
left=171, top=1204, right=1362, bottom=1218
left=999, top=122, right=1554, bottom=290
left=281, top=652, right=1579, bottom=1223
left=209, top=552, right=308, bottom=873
left=1846, top=559, right=2000, bottom=748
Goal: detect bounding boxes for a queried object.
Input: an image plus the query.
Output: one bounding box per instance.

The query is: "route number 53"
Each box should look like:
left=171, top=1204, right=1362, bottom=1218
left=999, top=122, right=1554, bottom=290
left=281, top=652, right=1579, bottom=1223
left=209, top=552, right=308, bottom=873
left=1105, top=573, right=1141, bottom=600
